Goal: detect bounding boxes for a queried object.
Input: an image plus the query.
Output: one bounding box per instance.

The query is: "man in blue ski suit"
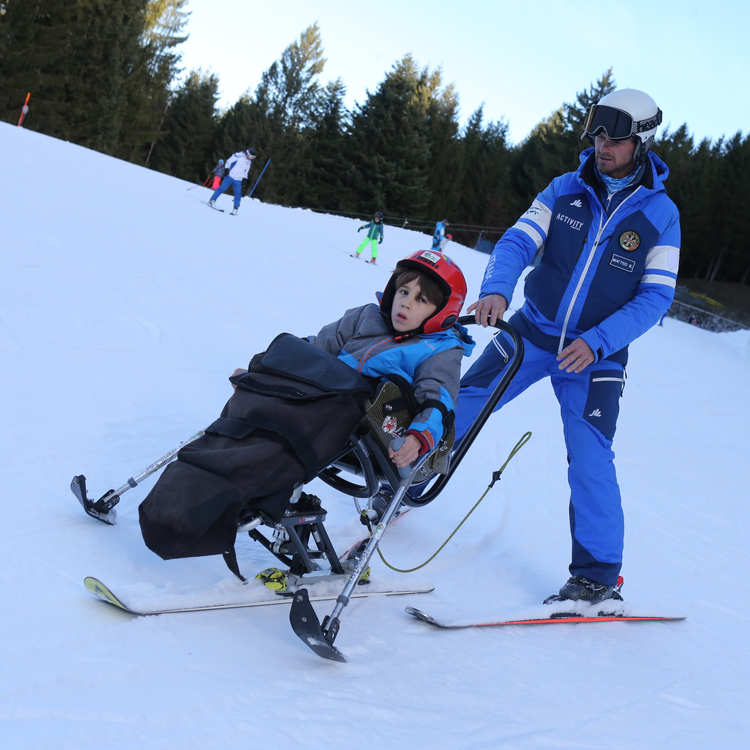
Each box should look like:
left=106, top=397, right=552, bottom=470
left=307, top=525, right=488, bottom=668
left=457, top=89, right=680, bottom=604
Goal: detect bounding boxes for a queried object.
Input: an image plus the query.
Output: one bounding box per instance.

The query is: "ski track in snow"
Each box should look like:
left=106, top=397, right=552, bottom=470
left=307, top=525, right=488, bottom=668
left=2, top=122, right=750, bottom=749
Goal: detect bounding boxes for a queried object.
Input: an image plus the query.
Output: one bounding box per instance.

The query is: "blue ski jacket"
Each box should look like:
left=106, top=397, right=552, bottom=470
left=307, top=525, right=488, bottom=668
left=308, top=304, right=474, bottom=452
left=480, top=149, right=681, bottom=364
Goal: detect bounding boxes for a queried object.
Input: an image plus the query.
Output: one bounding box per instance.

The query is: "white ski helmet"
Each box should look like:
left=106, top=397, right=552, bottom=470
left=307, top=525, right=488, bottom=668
left=582, top=88, right=662, bottom=162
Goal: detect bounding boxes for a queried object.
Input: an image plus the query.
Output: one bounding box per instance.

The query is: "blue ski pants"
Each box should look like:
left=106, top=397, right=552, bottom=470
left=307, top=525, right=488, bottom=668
left=456, top=334, right=626, bottom=586
left=211, top=176, right=243, bottom=208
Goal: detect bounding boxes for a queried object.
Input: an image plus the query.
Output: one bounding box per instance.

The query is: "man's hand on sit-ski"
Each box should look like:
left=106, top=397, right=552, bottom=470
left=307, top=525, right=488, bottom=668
left=467, top=294, right=507, bottom=327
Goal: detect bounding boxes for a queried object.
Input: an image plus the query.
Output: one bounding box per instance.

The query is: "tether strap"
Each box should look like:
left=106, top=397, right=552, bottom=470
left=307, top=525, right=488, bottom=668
left=377, top=431, right=532, bottom=573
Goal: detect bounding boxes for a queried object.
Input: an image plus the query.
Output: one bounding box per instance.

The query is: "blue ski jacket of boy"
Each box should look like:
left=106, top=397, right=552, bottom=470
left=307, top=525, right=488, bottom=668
left=480, top=149, right=681, bottom=364
left=308, top=304, right=474, bottom=452
left=359, top=220, right=384, bottom=241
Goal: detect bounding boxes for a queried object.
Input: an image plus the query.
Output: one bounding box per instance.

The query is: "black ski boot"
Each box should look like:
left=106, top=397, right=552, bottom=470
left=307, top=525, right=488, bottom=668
left=544, top=575, right=623, bottom=605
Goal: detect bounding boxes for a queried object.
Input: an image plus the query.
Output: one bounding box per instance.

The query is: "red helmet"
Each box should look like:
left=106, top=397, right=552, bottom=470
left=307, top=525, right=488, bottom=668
left=380, top=250, right=467, bottom=334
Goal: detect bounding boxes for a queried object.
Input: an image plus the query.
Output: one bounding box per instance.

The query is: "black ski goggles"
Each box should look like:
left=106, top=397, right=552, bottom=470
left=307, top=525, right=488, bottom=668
left=583, top=104, right=662, bottom=140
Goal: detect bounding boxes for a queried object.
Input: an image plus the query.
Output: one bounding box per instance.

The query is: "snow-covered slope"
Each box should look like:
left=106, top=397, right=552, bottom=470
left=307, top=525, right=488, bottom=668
left=2, top=122, right=749, bottom=749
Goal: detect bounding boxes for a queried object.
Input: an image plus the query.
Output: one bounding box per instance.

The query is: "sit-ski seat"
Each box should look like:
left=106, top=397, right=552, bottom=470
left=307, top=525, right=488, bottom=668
left=236, top=377, right=439, bottom=581
left=237, top=315, right=524, bottom=584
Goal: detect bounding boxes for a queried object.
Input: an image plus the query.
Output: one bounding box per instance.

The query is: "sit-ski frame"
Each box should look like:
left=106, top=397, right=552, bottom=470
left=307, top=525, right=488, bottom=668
left=70, top=317, right=524, bottom=662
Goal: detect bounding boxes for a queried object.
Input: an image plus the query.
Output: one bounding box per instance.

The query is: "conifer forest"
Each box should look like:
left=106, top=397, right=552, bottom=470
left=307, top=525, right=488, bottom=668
left=2, top=3, right=748, bottom=284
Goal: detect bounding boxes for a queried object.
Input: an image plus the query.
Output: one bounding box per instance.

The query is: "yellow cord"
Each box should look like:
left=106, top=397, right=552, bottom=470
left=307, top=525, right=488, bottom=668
left=376, top=431, right=532, bottom=573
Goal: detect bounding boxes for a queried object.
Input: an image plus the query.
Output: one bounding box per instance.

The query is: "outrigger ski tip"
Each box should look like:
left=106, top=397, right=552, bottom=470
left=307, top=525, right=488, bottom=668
left=70, top=475, right=118, bottom=525
left=289, top=589, right=346, bottom=662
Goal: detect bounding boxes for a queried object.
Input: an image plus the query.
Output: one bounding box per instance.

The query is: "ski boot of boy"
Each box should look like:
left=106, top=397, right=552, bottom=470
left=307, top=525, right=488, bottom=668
left=231, top=207, right=238, bottom=215
left=544, top=575, right=624, bottom=605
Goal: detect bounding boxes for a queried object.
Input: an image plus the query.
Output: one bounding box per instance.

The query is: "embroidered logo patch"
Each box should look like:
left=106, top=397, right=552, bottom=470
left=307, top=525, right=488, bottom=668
left=382, top=416, right=405, bottom=436
left=619, top=230, right=641, bottom=251
left=610, top=254, right=635, bottom=272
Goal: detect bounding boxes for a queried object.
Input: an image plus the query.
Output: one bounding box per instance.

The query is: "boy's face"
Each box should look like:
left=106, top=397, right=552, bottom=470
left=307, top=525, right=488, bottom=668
left=391, top=278, right=438, bottom=333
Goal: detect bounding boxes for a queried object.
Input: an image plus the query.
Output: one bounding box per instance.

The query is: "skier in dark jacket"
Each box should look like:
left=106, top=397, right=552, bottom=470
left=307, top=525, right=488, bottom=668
left=457, top=89, right=680, bottom=605
left=210, top=159, right=225, bottom=190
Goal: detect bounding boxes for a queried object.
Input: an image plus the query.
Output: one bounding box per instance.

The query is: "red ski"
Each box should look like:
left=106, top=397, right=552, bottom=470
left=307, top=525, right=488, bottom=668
left=405, top=603, right=686, bottom=629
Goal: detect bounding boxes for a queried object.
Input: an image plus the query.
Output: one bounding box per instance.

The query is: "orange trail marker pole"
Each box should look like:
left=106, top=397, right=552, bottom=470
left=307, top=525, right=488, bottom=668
left=17, top=93, right=31, bottom=127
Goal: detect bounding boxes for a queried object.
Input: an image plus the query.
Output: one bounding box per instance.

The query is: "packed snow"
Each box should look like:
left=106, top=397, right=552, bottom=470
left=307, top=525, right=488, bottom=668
left=2, top=122, right=749, bottom=749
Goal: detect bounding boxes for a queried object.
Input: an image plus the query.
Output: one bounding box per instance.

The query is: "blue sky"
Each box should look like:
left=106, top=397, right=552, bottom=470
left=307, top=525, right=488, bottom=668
left=178, top=0, right=747, bottom=146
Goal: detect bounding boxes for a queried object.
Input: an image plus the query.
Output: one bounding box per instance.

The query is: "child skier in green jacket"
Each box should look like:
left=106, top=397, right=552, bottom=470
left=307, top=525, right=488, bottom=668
left=353, top=211, right=384, bottom=263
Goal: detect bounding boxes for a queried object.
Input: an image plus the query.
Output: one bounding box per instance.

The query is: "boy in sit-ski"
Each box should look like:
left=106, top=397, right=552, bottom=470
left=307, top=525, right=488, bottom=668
left=139, top=251, right=474, bottom=565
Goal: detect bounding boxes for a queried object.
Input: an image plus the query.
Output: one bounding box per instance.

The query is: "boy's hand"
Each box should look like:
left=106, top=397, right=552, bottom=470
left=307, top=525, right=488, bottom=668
left=231, top=368, right=247, bottom=389
left=388, top=434, right=421, bottom=468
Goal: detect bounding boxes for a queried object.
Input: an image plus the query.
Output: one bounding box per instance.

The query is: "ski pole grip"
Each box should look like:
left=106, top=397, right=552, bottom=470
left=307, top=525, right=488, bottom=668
left=390, top=436, right=411, bottom=479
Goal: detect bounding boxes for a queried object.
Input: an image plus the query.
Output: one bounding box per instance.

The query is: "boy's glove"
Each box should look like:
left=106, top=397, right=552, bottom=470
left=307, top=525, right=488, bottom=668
left=378, top=236, right=383, bottom=244
left=357, top=226, right=363, bottom=232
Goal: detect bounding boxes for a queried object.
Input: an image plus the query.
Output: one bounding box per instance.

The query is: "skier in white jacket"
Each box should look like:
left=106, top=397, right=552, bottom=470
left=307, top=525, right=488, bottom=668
left=208, top=148, right=256, bottom=215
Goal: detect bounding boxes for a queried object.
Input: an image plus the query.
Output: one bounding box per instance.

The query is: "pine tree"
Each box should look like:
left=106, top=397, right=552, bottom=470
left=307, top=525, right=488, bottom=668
left=118, top=0, right=190, bottom=164
left=511, top=70, right=616, bottom=209
left=254, top=21, right=326, bottom=132
left=706, top=133, right=750, bottom=281
left=0, top=0, right=81, bottom=137
left=347, top=54, right=432, bottom=218
left=214, top=23, right=329, bottom=205
left=69, top=0, right=151, bottom=156
left=455, top=106, right=513, bottom=244
left=302, top=78, right=356, bottom=211
left=0, top=0, right=189, bottom=162
left=422, top=69, right=463, bottom=222
left=148, top=68, right=219, bottom=183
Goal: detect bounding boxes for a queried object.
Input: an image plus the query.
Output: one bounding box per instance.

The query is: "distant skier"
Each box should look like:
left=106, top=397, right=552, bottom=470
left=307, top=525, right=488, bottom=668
left=208, top=148, right=256, bottom=215
left=353, top=212, right=384, bottom=264
left=210, top=159, right=226, bottom=190
left=432, top=219, right=450, bottom=250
